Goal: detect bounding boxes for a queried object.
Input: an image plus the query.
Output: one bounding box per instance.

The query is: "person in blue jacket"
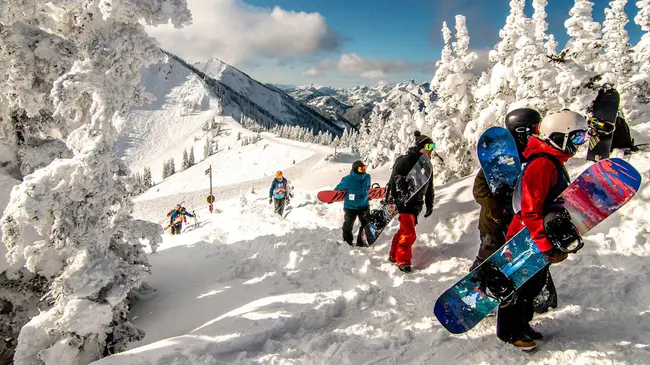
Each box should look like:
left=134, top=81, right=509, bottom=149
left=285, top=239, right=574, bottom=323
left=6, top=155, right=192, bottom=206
left=269, top=171, right=290, bottom=216
left=335, top=160, right=371, bottom=246
left=167, top=204, right=195, bottom=235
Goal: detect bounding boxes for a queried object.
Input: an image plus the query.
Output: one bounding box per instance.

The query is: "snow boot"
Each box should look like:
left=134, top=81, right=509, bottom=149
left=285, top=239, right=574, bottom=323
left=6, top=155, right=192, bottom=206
left=398, top=264, right=412, bottom=273
left=511, top=336, right=536, bottom=351
left=524, top=325, right=543, bottom=340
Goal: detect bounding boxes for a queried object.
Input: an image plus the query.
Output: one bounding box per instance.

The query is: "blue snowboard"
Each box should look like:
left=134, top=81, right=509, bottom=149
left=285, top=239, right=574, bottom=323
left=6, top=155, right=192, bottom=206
left=434, top=158, right=641, bottom=334
left=477, top=126, right=521, bottom=195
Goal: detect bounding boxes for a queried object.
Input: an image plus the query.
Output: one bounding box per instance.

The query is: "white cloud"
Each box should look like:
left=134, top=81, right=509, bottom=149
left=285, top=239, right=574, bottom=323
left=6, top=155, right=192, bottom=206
left=304, top=53, right=416, bottom=79
left=146, top=0, right=341, bottom=65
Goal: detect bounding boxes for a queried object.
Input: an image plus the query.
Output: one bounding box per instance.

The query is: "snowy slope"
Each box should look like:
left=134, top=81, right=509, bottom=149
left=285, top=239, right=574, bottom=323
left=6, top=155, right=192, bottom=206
left=196, top=59, right=352, bottom=133
left=94, top=140, right=650, bottom=365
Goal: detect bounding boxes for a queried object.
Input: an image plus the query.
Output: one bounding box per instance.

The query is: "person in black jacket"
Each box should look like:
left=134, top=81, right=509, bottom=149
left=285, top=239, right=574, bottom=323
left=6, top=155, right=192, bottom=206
left=386, top=131, right=435, bottom=273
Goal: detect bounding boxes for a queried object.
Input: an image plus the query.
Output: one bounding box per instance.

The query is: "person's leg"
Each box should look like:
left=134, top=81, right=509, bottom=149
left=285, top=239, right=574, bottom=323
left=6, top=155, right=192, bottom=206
left=342, top=208, right=357, bottom=245
left=355, top=206, right=371, bottom=246
left=469, top=231, right=506, bottom=271
left=394, top=213, right=417, bottom=267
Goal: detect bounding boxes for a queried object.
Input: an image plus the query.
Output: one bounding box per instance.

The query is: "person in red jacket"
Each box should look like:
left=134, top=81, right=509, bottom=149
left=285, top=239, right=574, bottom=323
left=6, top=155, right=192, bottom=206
left=497, top=110, right=589, bottom=351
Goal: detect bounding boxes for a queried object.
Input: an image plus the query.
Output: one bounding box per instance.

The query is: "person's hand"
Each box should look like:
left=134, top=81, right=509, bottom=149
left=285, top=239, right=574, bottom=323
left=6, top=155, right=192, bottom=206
left=544, top=249, right=568, bottom=264
left=424, top=207, right=433, bottom=218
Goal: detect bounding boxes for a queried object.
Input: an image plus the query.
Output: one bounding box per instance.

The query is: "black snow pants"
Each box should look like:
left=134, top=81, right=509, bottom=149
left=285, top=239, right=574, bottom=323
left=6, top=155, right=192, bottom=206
left=342, top=206, right=370, bottom=246
left=497, top=265, right=549, bottom=343
left=274, top=198, right=286, bottom=216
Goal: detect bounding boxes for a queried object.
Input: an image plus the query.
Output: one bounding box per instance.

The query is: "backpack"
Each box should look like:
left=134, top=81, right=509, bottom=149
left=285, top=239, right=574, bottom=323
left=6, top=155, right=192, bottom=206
left=512, top=153, right=570, bottom=214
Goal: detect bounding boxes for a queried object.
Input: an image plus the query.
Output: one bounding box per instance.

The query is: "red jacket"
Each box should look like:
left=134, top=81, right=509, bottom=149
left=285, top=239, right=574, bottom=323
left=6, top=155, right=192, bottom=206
left=506, top=137, right=573, bottom=252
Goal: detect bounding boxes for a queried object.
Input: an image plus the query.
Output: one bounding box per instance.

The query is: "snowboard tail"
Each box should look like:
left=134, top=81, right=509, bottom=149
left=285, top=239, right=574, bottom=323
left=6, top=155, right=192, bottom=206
left=434, top=158, right=641, bottom=334
left=477, top=126, right=521, bottom=195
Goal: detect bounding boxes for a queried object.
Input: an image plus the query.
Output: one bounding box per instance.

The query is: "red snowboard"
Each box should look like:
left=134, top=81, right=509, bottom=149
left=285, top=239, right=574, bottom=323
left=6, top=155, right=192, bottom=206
left=317, top=188, right=386, bottom=203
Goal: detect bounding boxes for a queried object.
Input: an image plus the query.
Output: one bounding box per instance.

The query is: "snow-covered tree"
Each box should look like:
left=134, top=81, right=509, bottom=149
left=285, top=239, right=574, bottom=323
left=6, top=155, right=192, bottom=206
left=428, top=15, right=479, bottom=180
left=533, top=0, right=559, bottom=54
left=169, top=158, right=176, bottom=175
left=630, top=0, right=650, bottom=123
left=431, top=21, right=454, bottom=87
left=0, top=1, right=191, bottom=364
left=469, top=0, right=525, bottom=140
left=189, top=147, right=195, bottom=166
left=182, top=149, right=190, bottom=170
left=204, top=137, right=212, bottom=159
left=143, top=167, right=153, bottom=187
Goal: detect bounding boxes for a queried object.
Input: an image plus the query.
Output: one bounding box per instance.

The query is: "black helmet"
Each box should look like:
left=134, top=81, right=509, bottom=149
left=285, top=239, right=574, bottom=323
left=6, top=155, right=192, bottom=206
left=352, top=160, right=367, bottom=174
left=505, top=108, right=542, bottom=155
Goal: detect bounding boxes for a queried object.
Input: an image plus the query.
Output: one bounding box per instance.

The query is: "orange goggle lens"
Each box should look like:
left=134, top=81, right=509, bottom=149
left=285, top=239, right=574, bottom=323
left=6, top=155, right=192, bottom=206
left=357, top=165, right=367, bottom=173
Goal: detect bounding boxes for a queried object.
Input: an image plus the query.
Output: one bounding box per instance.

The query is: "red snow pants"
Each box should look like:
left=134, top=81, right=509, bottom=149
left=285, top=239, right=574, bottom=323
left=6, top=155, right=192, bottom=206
left=390, top=213, right=417, bottom=265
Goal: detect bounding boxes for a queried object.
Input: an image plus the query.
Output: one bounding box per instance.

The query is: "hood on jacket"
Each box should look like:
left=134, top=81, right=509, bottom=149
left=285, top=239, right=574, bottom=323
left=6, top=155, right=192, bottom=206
left=523, top=136, right=574, bottom=164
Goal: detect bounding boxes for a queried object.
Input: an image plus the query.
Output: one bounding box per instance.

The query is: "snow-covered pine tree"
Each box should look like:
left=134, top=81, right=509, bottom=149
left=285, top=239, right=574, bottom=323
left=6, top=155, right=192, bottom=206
left=533, top=0, right=559, bottom=54
left=204, top=138, right=211, bottom=159
left=169, top=158, right=176, bottom=175
left=513, top=4, right=561, bottom=114
left=0, top=1, right=191, bottom=364
left=182, top=149, right=190, bottom=170
left=602, top=0, right=637, bottom=119
left=427, top=15, right=478, bottom=181
left=143, top=167, right=153, bottom=187
left=469, top=0, right=525, bottom=141
left=631, top=0, right=650, bottom=124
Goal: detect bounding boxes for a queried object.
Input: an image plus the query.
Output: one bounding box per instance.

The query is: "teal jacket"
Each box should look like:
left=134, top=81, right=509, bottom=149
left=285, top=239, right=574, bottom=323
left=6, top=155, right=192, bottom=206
left=335, top=170, right=371, bottom=210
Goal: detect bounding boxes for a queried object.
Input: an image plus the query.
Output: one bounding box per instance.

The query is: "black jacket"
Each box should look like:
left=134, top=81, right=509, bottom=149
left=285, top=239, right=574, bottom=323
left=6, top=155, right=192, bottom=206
left=473, top=168, right=511, bottom=234
left=387, top=147, right=434, bottom=216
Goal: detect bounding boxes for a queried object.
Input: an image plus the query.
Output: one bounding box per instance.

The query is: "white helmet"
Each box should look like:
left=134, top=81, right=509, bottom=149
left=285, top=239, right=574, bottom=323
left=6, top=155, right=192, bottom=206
left=538, top=110, right=589, bottom=153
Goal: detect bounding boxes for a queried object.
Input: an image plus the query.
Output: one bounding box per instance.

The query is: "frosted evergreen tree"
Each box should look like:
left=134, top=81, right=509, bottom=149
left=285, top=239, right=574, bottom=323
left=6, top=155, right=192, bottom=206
left=431, top=21, right=453, bottom=87
left=602, top=0, right=636, bottom=119
left=631, top=0, right=650, bottom=123
left=469, top=0, right=525, bottom=141
left=189, top=147, right=195, bottom=166
left=0, top=1, right=191, bottom=364
left=533, top=0, right=559, bottom=54
left=182, top=149, right=190, bottom=170
left=169, top=158, right=176, bottom=175
left=204, top=138, right=212, bottom=159
left=428, top=15, right=479, bottom=180
left=143, top=167, right=153, bottom=187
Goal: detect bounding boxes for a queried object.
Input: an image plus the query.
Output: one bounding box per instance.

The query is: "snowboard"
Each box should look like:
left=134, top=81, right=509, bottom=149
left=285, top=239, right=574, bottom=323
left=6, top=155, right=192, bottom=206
left=164, top=216, right=184, bottom=231
left=477, top=126, right=522, bottom=196
left=587, top=88, right=620, bottom=162
left=358, top=154, right=433, bottom=247
left=434, top=158, right=641, bottom=334
left=317, top=187, right=386, bottom=203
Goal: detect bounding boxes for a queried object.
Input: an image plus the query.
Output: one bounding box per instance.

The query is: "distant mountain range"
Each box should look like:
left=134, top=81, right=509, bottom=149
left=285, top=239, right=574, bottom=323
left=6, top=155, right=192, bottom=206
left=278, top=82, right=434, bottom=126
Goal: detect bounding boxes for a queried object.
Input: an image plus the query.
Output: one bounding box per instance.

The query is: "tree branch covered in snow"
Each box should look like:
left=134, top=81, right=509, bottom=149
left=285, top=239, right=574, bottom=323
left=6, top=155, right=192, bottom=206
left=0, top=1, right=191, bottom=364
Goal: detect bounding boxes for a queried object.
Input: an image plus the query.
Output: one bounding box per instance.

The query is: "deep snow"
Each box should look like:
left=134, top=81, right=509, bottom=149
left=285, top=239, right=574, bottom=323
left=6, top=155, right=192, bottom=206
left=90, top=130, right=650, bottom=364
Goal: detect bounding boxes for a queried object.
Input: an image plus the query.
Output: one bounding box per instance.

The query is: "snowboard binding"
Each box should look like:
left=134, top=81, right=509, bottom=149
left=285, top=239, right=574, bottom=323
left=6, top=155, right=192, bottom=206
left=544, top=207, right=584, bottom=254
left=470, top=262, right=517, bottom=307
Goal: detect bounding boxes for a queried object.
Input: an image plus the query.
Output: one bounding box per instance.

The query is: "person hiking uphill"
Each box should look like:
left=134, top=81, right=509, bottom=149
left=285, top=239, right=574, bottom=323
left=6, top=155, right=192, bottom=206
left=167, top=204, right=195, bottom=235
left=269, top=171, right=290, bottom=216
left=386, top=131, right=435, bottom=273
left=334, top=160, right=371, bottom=246
left=497, top=109, right=589, bottom=351
left=469, top=108, right=542, bottom=272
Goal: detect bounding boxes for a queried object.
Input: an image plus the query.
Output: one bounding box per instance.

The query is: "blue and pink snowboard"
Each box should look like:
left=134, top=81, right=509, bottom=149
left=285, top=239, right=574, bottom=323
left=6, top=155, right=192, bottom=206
left=434, top=157, right=641, bottom=334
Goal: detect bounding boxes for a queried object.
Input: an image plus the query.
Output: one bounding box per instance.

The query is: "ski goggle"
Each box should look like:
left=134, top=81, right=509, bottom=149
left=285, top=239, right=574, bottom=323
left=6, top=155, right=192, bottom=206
left=588, top=117, right=615, bottom=135
left=568, top=130, right=588, bottom=145
left=357, top=165, right=367, bottom=173
left=423, top=142, right=435, bottom=151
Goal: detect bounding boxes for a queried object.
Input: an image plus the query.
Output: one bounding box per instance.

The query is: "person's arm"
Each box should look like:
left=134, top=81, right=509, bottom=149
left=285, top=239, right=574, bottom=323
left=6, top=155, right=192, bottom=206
left=520, top=159, right=557, bottom=252
left=269, top=180, right=276, bottom=198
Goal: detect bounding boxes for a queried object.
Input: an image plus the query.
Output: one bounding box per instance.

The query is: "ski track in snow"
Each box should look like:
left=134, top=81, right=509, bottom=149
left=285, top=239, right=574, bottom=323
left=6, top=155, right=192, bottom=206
left=90, top=140, right=650, bottom=365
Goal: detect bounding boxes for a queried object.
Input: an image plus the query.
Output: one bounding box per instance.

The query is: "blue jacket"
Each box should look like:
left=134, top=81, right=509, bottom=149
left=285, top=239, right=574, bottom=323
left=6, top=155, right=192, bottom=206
left=169, top=207, right=194, bottom=223
left=335, top=170, right=371, bottom=210
left=270, top=177, right=289, bottom=199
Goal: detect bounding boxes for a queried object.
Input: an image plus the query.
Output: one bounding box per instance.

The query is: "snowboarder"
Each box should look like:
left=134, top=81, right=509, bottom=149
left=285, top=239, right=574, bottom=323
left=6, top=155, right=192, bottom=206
left=386, top=131, right=435, bottom=273
left=469, top=108, right=542, bottom=272
left=498, top=110, right=589, bottom=351
left=334, top=160, right=371, bottom=246
left=269, top=171, right=290, bottom=216
left=166, top=204, right=195, bottom=235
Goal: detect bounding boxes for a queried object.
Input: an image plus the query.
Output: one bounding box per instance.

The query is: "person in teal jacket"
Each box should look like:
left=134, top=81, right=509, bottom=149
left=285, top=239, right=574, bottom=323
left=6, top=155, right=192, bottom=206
left=335, top=160, right=371, bottom=246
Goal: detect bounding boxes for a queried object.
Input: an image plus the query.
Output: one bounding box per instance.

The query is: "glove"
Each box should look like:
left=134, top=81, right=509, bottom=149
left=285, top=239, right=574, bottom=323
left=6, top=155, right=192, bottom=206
left=269, top=198, right=272, bottom=204
left=286, top=198, right=290, bottom=205
left=424, top=207, right=433, bottom=218
left=544, top=249, right=568, bottom=264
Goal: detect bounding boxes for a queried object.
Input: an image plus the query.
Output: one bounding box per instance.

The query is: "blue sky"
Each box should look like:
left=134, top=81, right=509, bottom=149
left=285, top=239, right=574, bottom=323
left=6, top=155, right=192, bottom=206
left=148, top=0, right=644, bottom=88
